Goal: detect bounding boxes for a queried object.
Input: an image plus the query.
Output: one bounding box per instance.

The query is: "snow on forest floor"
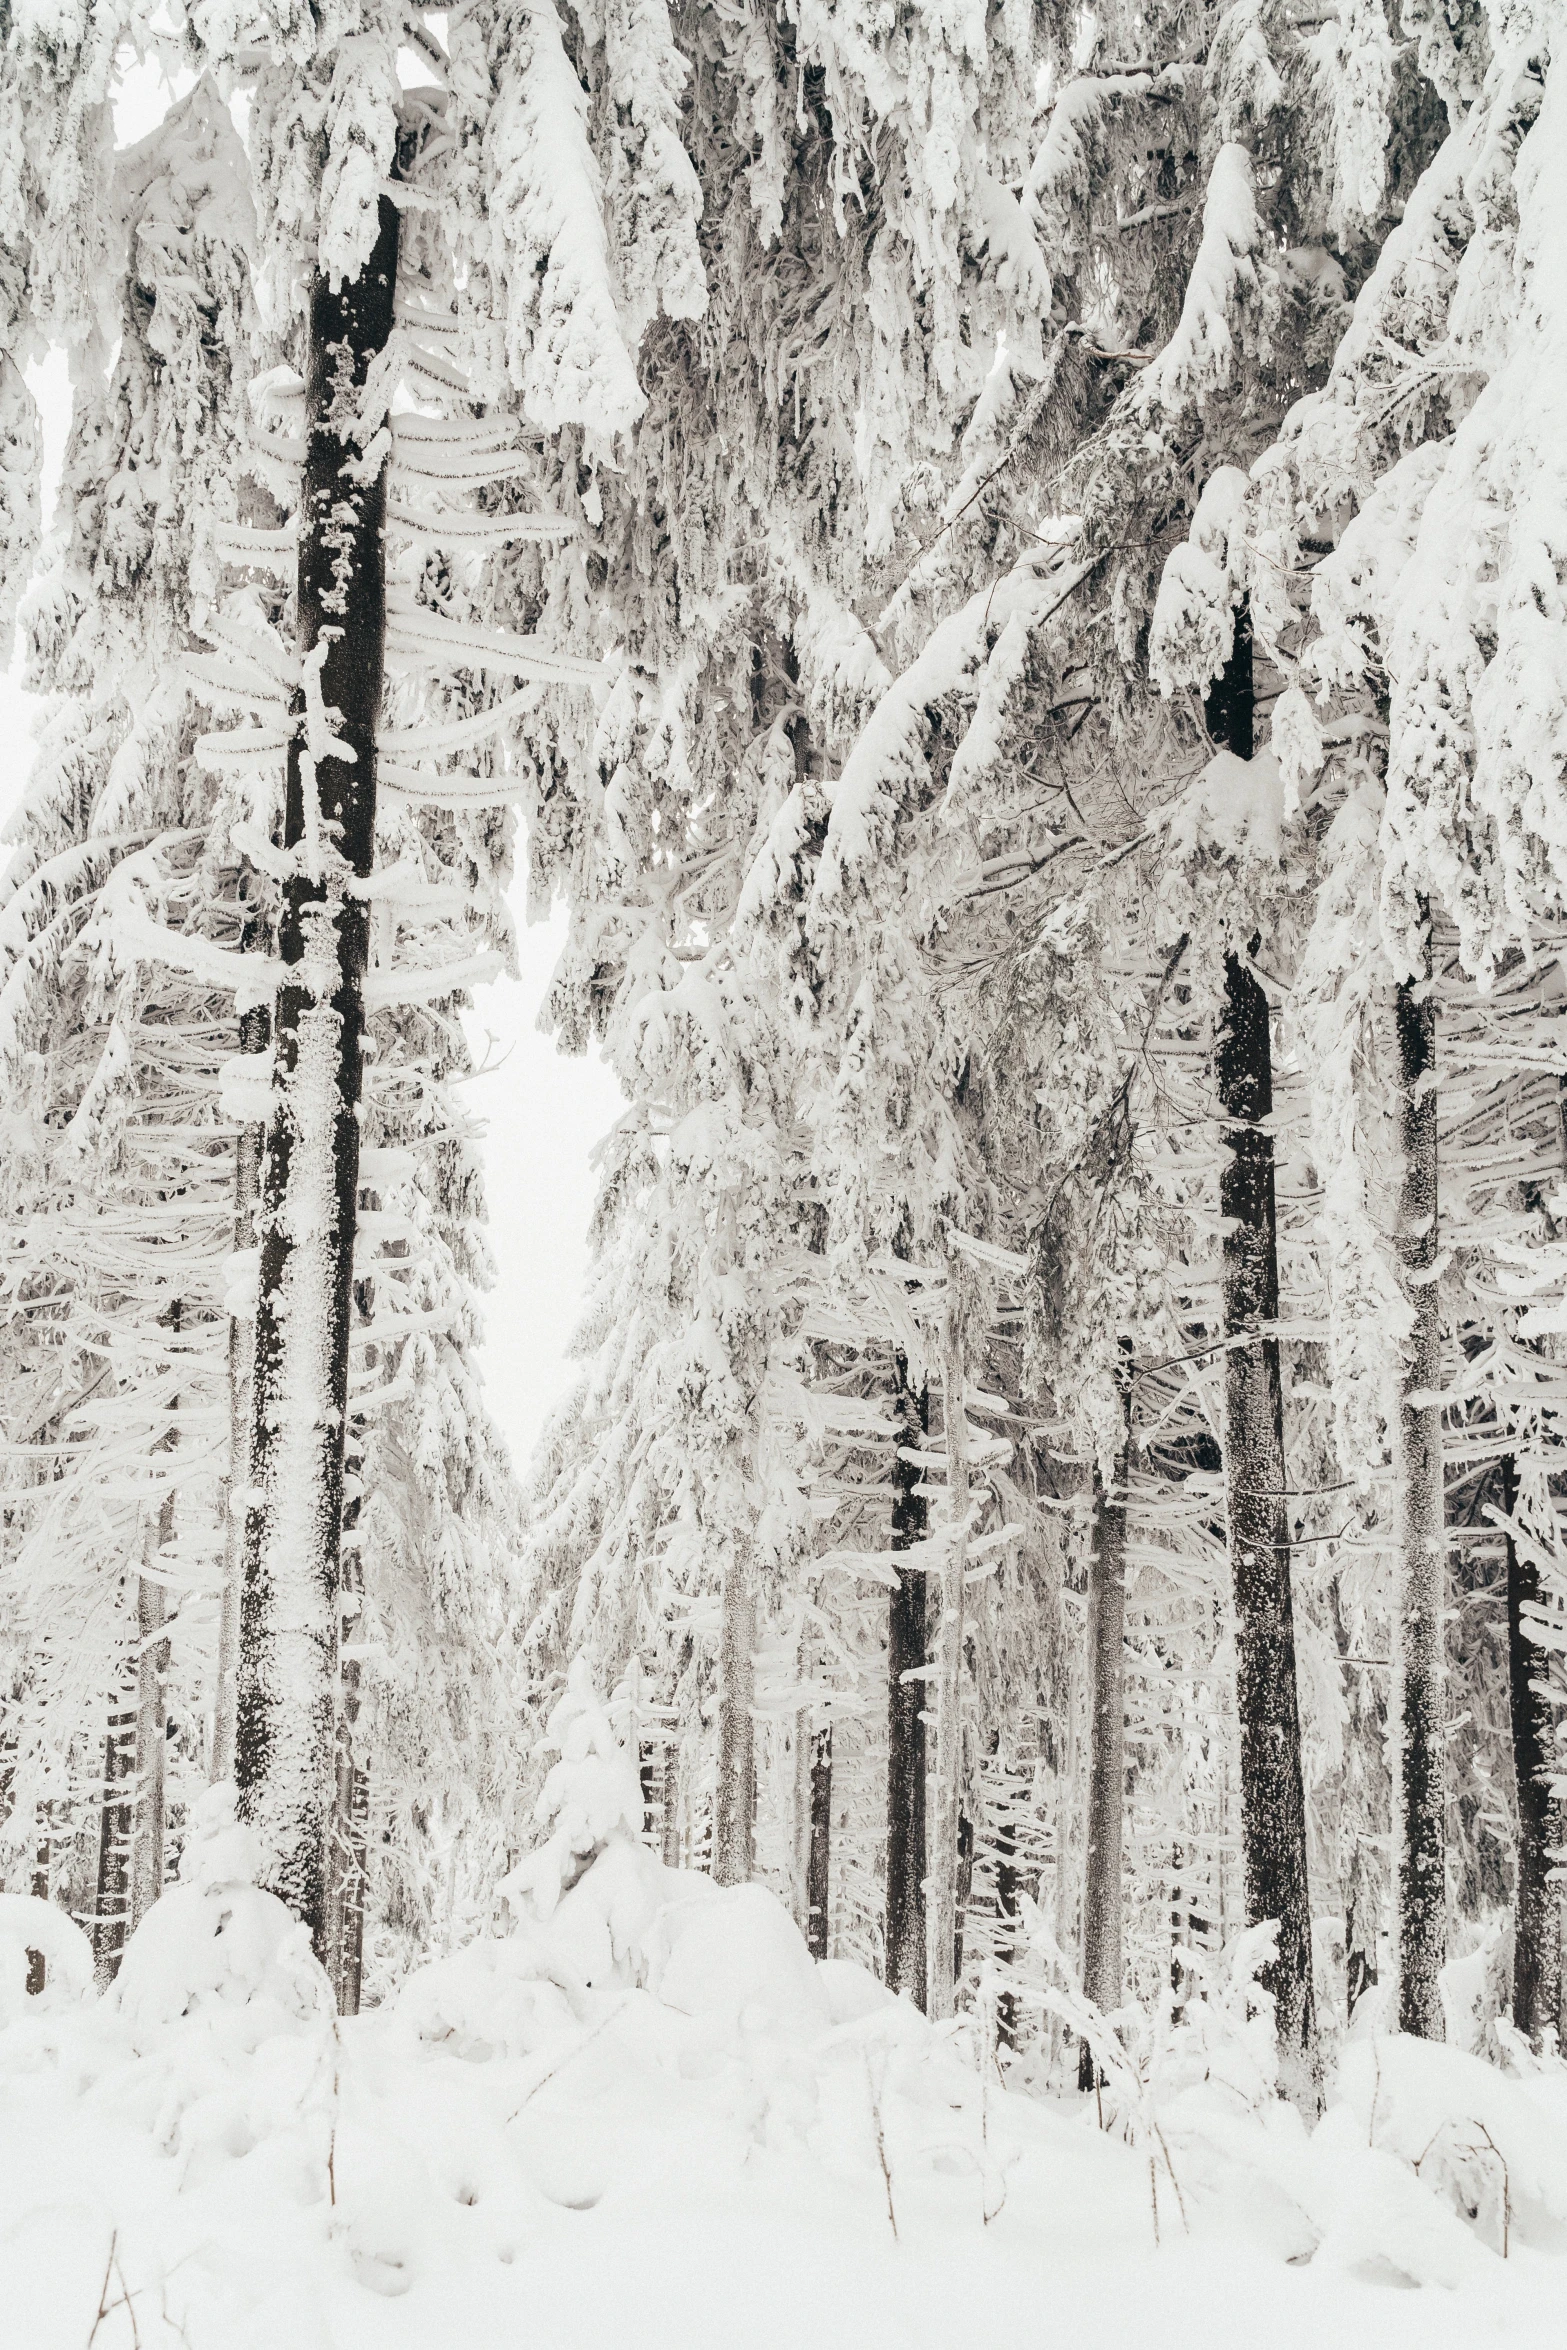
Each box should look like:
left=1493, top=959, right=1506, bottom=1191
left=2, top=1719, right=1564, bottom=2350
left=3, top=1905, right=1565, bottom=2349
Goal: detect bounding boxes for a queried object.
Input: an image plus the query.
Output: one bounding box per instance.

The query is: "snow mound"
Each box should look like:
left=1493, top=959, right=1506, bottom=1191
left=110, top=1784, right=333, bottom=2053
left=816, top=1956, right=896, bottom=2026
left=651, top=1881, right=830, bottom=2038
left=1336, top=2034, right=1567, bottom=2251
left=404, top=1668, right=829, bottom=2051
left=0, top=1893, right=94, bottom=2020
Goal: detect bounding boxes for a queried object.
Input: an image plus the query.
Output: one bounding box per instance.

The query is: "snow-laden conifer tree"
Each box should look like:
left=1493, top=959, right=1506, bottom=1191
left=1226, top=0, right=1567, bottom=2042
left=2, top=35, right=534, bottom=1996
left=0, top=79, right=259, bottom=1960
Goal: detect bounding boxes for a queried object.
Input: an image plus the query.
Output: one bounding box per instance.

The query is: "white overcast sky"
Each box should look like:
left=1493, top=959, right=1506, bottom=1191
left=0, top=50, right=622, bottom=1480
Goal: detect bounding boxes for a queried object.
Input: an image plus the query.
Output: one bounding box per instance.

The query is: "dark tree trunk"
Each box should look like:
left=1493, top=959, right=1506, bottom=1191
left=885, top=1358, right=928, bottom=2006
left=25, top=1826, right=49, bottom=1994
left=954, top=1808, right=974, bottom=1983
left=1344, top=1835, right=1381, bottom=2024
left=1501, top=1454, right=1561, bottom=2042
left=1079, top=1384, right=1131, bottom=2090
left=93, top=1674, right=136, bottom=1983
left=994, top=1809, right=1021, bottom=2050
left=713, top=1537, right=756, bottom=1886
left=807, top=1723, right=832, bottom=1961
left=1208, top=605, right=1321, bottom=2115
left=326, top=1756, right=369, bottom=2017
left=213, top=986, right=268, bottom=1786
left=326, top=1246, right=378, bottom=2011
left=325, top=1685, right=368, bottom=2015
left=1393, top=923, right=1445, bottom=2039
left=927, top=1311, right=971, bottom=2021
left=130, top=1490, right=174, bottom=1933
left=236, top=197, right=400, bottom=1959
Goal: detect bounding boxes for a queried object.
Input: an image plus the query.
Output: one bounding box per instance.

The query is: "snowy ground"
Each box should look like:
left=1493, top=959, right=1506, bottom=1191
left=3, top=1833, right=1564, bottom=2350
left=4, top=1694, right=1563, bottom=2350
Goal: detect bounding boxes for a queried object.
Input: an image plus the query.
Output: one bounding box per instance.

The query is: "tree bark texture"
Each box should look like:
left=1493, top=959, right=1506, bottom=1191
left=791, top=1694, right=812, bottom=1932
left=25, top=1827, right=50, bottom=1995
left=1208, top=607, right=1322, bottom=2116
left=236, top=197, right=400, bottom=1958
left=1393, top=930, right=1445, bottom=2040
left=994, top=1810, right=1021, bottom=2051
left=1079, top=1391, right=1130, bottom=2088
left=807, top=1723, right=832, bottom=1961
left=1501, top=1454, right=1561, bottom=2043
left=927, top=1308, right=970, bottom=2022
left=325, top=1374, right=369, bottom=2011
left=885, top=1358, right=928, bottom=2007
left=93, top=1677, right=135, bottom=1983
left=212, top=992, right=268, bottom=1787
left=954, top=1810, right=974, bottom=1984
left=713, top=1538, right=756, bottom=1886
left=129, top=1492, right=173, bottom=1934
left=1334, top=1574, right=1385, bottom=2028
left=1344, top=1834, right=1381, bottom=2025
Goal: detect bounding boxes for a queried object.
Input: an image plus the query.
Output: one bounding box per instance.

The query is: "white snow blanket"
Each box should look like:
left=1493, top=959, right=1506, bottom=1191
left=3, top=1799, right=1567, bottom=2348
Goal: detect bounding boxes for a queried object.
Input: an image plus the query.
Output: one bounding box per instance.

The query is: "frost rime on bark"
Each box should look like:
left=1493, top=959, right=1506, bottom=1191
left=927, top=1308, right=971, bottom=2023
left=213, top=992, right=269, bottom=1789
left=713, top=1540, right=756, bottom=1886
left=1079, top=1370, right=1130, bottom=2089
left=1210, top=612, right=1321, bottom=2116
left=1500, top=1453, right=1562, bottom=2044
left=885, top=1358, right=928, bottom=2007
left=130, top=1491, right=173, bottom=1933
left=1394, top=923, right=1445, bottom=2040
left=236, top=196, right=400, bottom=1957
left=807, top=1724, right=832, bottom=1961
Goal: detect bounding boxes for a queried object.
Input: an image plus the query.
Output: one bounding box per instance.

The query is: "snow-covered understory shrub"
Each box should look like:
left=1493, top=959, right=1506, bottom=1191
left=2, top=1694, right=1566, bottom=2347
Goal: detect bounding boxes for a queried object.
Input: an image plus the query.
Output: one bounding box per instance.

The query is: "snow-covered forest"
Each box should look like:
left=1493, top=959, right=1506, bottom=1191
left=2, top=0, right=1567, bottom=2340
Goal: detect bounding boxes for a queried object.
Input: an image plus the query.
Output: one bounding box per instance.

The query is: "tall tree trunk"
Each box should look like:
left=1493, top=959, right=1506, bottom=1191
left=994, top=1802, right=1021, bottom=2051
left=129, top=1491, right=174, bottom=1933
left=212, top=991, right=268, bottom=1786
left=235, top=198, right=399, bottom=1956
left=324, top=1707, right=368, bottom=2013
left=324, top=1441, right=363, bottom=2008
left=807, top=1722, right=832, bottom=1961
left=1500, top=1454, right=1560, bottom=2042
left=25, top=1824, right=49, bottom=1996
left=325, top=1753, right=369, bottom=2018
left=93, top=1666, right=135, bottom=1984
left=1079, top=1380, right=1130, bottom=2088
left=790, top=1631, right=817, bottom=1932
left=1393, top=922, right=1445, bottom=2039
left=1209, top=605, right=1322, bottom=2115
left=326, top=1249, right=377, bottom=2009
left=927, top=1305, right=970, bottom=2022
left=713, top=1537, right=756, bottom=1885
left=1344, top=1835, right=1381, bottom=2025
left=662, top=1736, right=682, bottom=1868
left=954, top=1809, right=974, bottom=1984
left=885, top=1357, right=928, bottom=2006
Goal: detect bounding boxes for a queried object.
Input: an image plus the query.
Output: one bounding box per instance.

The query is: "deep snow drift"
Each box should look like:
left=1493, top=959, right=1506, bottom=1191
left=2, top=1689, right=1564, bottom=2350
